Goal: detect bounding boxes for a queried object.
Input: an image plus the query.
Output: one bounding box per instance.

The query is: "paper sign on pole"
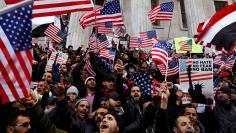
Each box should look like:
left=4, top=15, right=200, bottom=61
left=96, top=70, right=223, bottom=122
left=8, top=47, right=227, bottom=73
left=174, top=37, right=203, bottom=53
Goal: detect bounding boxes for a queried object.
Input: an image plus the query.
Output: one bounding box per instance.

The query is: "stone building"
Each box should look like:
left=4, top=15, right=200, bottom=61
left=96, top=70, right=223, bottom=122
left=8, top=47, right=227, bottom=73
left=66, top=0, right=235, bottom=49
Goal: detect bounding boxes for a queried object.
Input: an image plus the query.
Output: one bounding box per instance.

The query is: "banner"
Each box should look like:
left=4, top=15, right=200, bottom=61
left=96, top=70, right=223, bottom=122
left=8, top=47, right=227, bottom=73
left=174, top=37, right=203, bottom=53
left=179, top=59, right=213, bottom=98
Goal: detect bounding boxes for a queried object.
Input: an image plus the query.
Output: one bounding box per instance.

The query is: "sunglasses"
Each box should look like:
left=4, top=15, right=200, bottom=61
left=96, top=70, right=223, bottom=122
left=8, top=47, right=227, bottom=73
left=16, top=122, right=30, bottom=127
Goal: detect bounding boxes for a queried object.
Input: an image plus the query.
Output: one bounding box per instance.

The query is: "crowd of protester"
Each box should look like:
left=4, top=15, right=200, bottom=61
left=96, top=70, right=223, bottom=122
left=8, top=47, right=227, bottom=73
left=0, top=42, right=236, bottom=133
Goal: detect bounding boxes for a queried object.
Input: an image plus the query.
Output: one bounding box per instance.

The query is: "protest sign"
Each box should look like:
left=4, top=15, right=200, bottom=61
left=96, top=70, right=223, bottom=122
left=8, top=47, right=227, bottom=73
left=45, top=51, right=68, bottom=71
left=174, top=37, right=203, bottom=53
left=179, top=59, right=213, bottom=98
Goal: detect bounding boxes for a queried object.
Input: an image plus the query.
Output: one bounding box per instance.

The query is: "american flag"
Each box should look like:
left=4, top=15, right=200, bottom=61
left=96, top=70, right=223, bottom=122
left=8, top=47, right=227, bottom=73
left=79, top=0, right=124, bottom=28
left=50, top=52, right=68, bottom=64
left=32, top=0, right=94, bottom=18
left=131, top=72, right=152, bottom=95
left=179, top=60, right=213, bottom=83
left=94, top=54, right=112, bottom=73
left=140, top=30, right=157, bottom=48
left=129, top=36, right=141, bottom=48
left=114, top=27, right=126, bottom=37
left=48, top=47, right=59, bottom=53
left=97, top=22, right=113, bottom=34
left=157, top=60, right=179, bottom=76
left=84, top=55, right=96, bottom=77
left=88, top=33, right=97, bottom=50
left=148, top=2, right=174, bottom=23
left=100, top=49, right=116, bottom=61
left=151, top=40, right=170, bottom=68
left=185, top=59, right=192, bottom=67
left=97, top=35, right=109, bottom=49
left=44, top=24, right=66, bottom=44
left=0, top=0, right=33, bottom=104
left=179, top=39, right=192, bottom=52
left=214, top=55, right=235, bottom=70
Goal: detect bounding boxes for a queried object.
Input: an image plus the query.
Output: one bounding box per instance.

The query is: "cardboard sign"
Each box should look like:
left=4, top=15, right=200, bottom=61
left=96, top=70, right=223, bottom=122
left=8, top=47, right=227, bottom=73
left=179, top=59, right=213, bottom=98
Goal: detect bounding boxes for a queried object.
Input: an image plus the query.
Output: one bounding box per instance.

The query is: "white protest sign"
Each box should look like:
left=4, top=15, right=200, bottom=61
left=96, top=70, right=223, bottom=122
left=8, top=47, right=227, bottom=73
left=179, top=59, right=213, bottom=98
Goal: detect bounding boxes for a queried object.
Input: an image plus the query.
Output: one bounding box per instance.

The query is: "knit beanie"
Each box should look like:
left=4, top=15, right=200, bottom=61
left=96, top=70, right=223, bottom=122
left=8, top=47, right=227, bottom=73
left=84, top=77, right=95, bottom=85
left=66, top=86, right=79, bottom=95
left=106, top=111, right=124, bottom=133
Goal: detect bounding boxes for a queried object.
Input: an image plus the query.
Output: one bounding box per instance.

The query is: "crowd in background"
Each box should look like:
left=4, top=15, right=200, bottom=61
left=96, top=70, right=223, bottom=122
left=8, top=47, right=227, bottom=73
left=0, top=42, right=236, bottom=133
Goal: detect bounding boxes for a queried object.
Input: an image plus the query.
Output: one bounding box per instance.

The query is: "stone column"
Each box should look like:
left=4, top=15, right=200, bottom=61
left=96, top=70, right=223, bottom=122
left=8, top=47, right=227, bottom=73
left=184, top=0, right=215, bottom=37
left=121, top=0, right=152, bottom=36
left=66, top=12, right=92, bottom=50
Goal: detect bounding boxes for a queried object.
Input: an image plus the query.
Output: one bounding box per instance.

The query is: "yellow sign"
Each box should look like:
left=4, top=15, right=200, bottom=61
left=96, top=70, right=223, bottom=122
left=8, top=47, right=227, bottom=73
left=174, top=37, right=203, bottom=53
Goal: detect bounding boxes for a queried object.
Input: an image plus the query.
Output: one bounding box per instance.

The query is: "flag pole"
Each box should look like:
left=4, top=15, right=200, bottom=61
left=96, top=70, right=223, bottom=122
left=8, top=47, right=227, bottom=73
left=165, top=56, right=169, bottom=81
left=166, top=21, right=172, bottom=41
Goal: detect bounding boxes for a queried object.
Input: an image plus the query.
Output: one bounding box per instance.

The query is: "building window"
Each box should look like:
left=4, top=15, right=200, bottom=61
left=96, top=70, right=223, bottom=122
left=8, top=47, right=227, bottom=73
left=151, top=0, right=160, bottom=26
left=214, top=1, right=228, bottom=11
left=179, top=0, right=187, bottom=28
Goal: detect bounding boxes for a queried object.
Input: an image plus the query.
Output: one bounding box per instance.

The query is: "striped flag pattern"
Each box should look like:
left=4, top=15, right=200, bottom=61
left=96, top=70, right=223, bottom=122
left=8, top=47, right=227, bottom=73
left=214, top=55, right=235, bottom=70
left=79, top=0, right=124, bottom=28
left=44, top=24, right=66, bottom=43
left=179, top=39, right=192, bottom=52
left=148, top=2, right=174, bottom=23
left=179, top=59, right=213, bottom=83
left=84, top=55, right=96, bottom=77
left=114, top=27, right=126, bottom=37
left=32, top=0, right=94, bottom=18
left=97, top=22, right=113, bottom=34
left=157, top=60, right=179, bottom=76
left=88, top=34, right=97, bottom=50
left=97, top=35, right=109, bottom=49
left=100, top=49, right=116, bottom=61
left=140, top=30, right=157, bottom=48
left=0, top=0, right=33, bottom=104
left=151, top=40, right=169, bottom=67
left=129, top=36, right=141, bottom=48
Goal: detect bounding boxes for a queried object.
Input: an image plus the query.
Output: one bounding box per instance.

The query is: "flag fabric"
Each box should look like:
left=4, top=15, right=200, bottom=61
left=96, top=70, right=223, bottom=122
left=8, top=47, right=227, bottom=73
left=196, top=3, right=236, bottom=54
left=214, top=55, right=235, bottom=70
left=179, top=39, right=192, bottom=52
left=0, top=0, right=33, bottom=104
left=151, top=40, right=169, bottom=67
left=97, top=35, right=109, bottom=49
left=148, top=2, right=174, bottom=23
left=79, top=0, right=124, bottom=28
left=157, top=60, right=179, bottom=76
left=48, top=47, right=59, bottom=53
left=32, top=0, right=94, bottom=18
left=100, top=49, right=116, bottom=61
left=129, top=36, right=141, bottom=48
left=185, top=59, right=192, bottom=67
left=5, top=0, right=23, bottom=4
left=84, top=55, right=96, bottom=77
left=140, top=30, right=157, bottom=48
left=152, top=38, right=159, bottom=44
left=44, top=24, right=66, bottom=43
left=88, top=33, right=98, bottom=50
left=131, top=72, right=152, bottom=95
left=97, top=22, right=113, bottom=34
left=114, top=27, right=126, bottom=37
left=94, top=54, right=112, bottom=73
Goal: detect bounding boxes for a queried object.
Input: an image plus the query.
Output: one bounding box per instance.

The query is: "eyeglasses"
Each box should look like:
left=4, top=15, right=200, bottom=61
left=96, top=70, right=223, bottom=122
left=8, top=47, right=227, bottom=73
left=16, top=122, right=30, bottom=127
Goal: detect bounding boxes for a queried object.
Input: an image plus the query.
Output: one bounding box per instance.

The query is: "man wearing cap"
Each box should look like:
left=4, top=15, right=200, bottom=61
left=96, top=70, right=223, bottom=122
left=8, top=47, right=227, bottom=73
left=100, top=111, right=124, bottom=133
left=66, top=86, right=79, bottom=108
left=80, top=76, right=103, bottom=113
left=215, top=86, right=236, bottom=133
left=69, top=98, right=91, bottom=133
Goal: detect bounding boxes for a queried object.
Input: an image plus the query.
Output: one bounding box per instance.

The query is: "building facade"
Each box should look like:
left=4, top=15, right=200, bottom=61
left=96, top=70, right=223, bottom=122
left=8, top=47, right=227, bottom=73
left=66, top=0, right=235, bottom=49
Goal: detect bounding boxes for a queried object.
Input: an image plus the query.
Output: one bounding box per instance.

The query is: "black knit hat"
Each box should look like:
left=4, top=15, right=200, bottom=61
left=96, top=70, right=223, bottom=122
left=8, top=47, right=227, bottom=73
left=106, top=111, right=124, bottom=133
left=218, top=86, right=232, bottom=96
